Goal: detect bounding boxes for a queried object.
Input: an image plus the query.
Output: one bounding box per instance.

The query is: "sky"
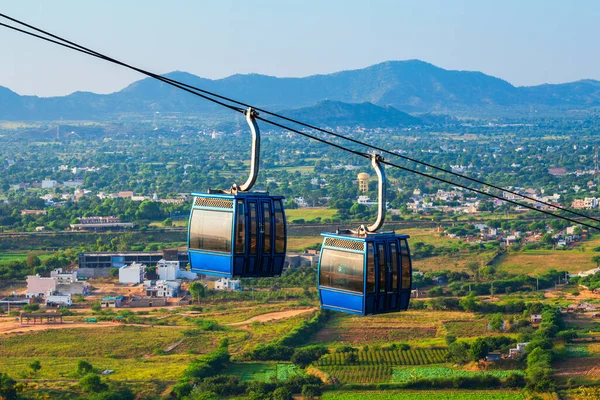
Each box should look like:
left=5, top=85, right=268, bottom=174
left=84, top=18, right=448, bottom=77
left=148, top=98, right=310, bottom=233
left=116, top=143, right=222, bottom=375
left=1, top=0, right=599, bottom=97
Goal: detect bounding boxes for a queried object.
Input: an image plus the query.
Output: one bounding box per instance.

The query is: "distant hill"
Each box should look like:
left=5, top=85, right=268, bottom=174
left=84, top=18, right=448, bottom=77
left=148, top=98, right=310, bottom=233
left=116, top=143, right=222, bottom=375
left=280, top=100, right=422, bottom=128
left=2, top=60, right=600, bottom=121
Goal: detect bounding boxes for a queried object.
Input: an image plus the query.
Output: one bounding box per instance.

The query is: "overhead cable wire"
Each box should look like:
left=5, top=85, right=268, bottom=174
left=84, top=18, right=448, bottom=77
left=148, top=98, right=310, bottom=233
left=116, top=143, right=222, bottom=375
left=1, top=12, right=596, bottom=225
left=0, top=20, right=245, bottom=114
left=1, top=14, right=599, bottom=230
left=1, top=12, right=592, bottom=225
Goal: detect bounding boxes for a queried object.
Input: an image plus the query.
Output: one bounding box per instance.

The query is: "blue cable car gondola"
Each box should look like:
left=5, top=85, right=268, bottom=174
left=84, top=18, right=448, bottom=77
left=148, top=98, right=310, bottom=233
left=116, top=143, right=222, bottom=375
left=318, top=155, right=412, bottom=315
left=188, top=108, right=287, bottom=278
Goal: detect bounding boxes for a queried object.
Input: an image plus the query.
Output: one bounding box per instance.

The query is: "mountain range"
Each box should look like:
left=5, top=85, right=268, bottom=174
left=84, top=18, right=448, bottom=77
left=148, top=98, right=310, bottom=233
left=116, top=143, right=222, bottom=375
left=1, top=60, right=600, bottom=123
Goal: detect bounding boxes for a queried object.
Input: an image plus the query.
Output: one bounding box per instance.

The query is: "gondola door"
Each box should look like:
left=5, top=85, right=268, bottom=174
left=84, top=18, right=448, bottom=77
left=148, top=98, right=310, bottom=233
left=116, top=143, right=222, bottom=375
left=375, top=242, right=387, bottom=313
left=246, top=201, right=262, bottom=275
left=259, top=201, right=273, bottom=275
left=376, top=240, right=400, bottom=313
left=387, top=240, right=400, bottom=311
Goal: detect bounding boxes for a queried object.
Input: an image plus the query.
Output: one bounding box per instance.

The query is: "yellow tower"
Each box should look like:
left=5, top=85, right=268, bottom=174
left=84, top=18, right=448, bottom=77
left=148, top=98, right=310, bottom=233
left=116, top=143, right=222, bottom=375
left=357, top=172, right=370, bottom=192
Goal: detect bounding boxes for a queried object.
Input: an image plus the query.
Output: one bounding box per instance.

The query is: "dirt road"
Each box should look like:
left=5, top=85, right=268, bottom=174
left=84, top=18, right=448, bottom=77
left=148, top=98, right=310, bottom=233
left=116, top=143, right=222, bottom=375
left=0, top=321, right=122, bottom=335
left=228, top=308, right=316, bottom=326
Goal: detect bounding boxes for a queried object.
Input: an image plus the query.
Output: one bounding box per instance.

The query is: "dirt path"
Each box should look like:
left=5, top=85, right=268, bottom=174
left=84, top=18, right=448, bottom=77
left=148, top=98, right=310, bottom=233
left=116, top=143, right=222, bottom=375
left=0, top=321, right=122, bottom=335
left=228, top=307, right=316, bottom=326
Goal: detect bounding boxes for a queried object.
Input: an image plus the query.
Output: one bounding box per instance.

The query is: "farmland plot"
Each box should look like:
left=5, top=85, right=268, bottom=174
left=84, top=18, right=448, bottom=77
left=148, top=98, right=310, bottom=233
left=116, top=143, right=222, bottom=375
left=318, top=349, right=448, bottom=366
left=391, top=367, right=524, bottom=383
left=321, top=391, right=526, bottom=400
left=321, top=365, right=392, bottom=384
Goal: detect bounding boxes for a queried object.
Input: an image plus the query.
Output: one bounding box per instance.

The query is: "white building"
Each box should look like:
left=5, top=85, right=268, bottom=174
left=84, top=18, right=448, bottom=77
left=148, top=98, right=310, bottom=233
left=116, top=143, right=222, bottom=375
left=45, top=291, right=72, bottom=307
left=214, top=278, right=241, bottom=291
left=50, top=268, right=77, bottom=283
left=157, top=260, right=179, bottom=281
left=41, top=179, right=58, bottom=189
left=584, top=197, right=598, bottom=209
left=144, top=280, right=180, bottom=298
left=119, top=263, right=145, bottom=284
left=156, top=259, right=197, bottom=280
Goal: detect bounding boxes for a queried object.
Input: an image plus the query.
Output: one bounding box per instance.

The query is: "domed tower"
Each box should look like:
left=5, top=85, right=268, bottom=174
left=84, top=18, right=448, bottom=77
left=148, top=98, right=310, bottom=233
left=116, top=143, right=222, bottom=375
left=357, top=172, right=370, bottom=192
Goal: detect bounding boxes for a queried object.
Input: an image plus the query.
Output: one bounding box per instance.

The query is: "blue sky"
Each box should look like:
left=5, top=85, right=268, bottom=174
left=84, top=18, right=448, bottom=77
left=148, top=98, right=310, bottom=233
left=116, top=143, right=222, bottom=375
left=1, top=0, right=599, bottom=96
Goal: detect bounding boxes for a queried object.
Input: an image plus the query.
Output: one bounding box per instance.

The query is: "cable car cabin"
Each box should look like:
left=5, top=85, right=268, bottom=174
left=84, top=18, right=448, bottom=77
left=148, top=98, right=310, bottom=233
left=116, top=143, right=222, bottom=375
left=318, top=232, right=412, bottom=315
left=188, top=192, right=286, bottom=278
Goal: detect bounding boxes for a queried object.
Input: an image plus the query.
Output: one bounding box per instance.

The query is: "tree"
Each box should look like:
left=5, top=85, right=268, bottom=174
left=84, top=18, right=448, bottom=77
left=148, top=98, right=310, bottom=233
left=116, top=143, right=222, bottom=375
left=447, top=341, right=470, bottom=363
left=77, top=360, right=94, bottom=376
left=592, top=255, right=600, bottom=267
left=459, top=292, right=478, bottom=312
left=79, top=373, right=107, bottom=393
left=109, top=268, right=119, bottom=277
left=189, top=282, right=207, bottom=302
left=445, top=334, right=457, bottom=346
left=0, top=372, right=18, bottom=400
left=271, top=387, right=293, bottom=400
left=465, top=260, right=480, bottom=281
left=469, top=338, right=489, bottom=362
left=25, top=255, right=41, bottom=269
left=489, top=314, right=505, bottom=332
left=29, top=359, right=41, bottom=376
left=301, top=384, right=322, bottom=400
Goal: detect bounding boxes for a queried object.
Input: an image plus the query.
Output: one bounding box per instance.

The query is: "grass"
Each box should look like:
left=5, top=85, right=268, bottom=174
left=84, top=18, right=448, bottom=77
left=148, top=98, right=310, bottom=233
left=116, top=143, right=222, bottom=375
left=0, top=354, right=193, bottom=381
left=321, top=391, right=526, bottom=399
left=413, top=251, right=497, bottom=273
left=226, top=363, right=299, bottom=382
left=0, top=252, right=52, bottom=263
left=491, top=250, right=595, bottom=275
left=285, top=208, right=338, bottom=222
left=311, top=310, right=490, bottom=346
left=287, top=236, right=322, bottom=252
left=0, top=326, right=220, bottom=358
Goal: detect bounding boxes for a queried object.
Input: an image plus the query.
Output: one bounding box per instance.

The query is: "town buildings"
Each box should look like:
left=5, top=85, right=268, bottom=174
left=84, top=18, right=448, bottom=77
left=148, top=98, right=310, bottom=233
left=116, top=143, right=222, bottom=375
left=119, top=263, right=145, bottom=284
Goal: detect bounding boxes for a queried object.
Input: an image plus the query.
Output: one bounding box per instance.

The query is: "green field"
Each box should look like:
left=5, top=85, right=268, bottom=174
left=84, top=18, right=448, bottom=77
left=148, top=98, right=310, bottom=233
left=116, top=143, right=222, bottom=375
left=285, top=207, right=338, bottom=222
left=391, top=367, right=524, bottom=382
left=0, top=252, right=52, bottom=263
left=226, top=363, right=300, bottom=382
left=321, top=391, right=526, bottom=400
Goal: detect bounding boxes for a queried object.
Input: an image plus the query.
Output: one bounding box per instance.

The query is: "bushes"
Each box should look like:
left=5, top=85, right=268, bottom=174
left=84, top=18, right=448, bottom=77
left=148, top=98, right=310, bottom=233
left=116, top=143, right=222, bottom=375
left=184, top=374, right=323, bottom=400
left=290, top=345, right=329, bottom=368
left=183, top=348, right=231, bottom=382
left=277, top=310, right=329, bottom=347
left=248, top=343, right=295, bottom=361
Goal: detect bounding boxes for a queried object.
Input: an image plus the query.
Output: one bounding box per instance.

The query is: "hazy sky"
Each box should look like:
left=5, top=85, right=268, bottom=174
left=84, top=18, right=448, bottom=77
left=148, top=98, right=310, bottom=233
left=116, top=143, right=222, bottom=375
left=1, top=0, right=599, bottom=97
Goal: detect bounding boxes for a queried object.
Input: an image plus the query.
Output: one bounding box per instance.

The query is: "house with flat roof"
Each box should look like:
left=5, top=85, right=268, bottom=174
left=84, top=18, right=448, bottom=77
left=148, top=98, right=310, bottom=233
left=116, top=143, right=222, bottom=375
left=119, top=263, right=145, bottom=284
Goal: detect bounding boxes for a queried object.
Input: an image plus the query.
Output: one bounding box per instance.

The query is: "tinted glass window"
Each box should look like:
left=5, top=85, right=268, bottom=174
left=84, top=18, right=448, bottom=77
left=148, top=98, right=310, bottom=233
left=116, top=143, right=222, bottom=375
left=274, top=200, right=285, bottom=254
left=235, top=201, right=245, bottom=254
left=366, top=243, right=375, bottom=293
left=320, top=249, right=364, bottom=293
left=249, top=202, right=257, bottom=255
left=263, top=202, right=272, bottom=253
left=189, top=209, right=232, bottom=253
left=400, top=240, right=412, bottom=290
left=390, top=242, right=399, bottom=291
left=378, top=243, right=386, bottom=293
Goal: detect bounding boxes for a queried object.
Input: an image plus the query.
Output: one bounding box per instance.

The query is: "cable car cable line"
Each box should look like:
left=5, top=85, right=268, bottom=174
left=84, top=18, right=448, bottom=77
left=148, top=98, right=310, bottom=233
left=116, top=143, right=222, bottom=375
left=1, top=15, right=599, bottom=232
left=1, top=13, right=598, bottom=226
left=1, top=12, right=594, bottom=226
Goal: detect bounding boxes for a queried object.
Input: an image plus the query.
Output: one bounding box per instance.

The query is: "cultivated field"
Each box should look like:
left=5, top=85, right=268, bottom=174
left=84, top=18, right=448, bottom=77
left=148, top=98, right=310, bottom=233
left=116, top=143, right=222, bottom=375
left=286, top=207, right=338, bottom=222
left=492, top=250, right=596, bottom=275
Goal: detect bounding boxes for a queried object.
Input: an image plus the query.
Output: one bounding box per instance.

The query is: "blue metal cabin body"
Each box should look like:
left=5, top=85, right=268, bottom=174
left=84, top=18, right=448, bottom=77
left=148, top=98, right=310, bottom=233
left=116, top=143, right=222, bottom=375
left=188, top=192, right=286, bottom=278
left=318, top=232, right=412, bottom=316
